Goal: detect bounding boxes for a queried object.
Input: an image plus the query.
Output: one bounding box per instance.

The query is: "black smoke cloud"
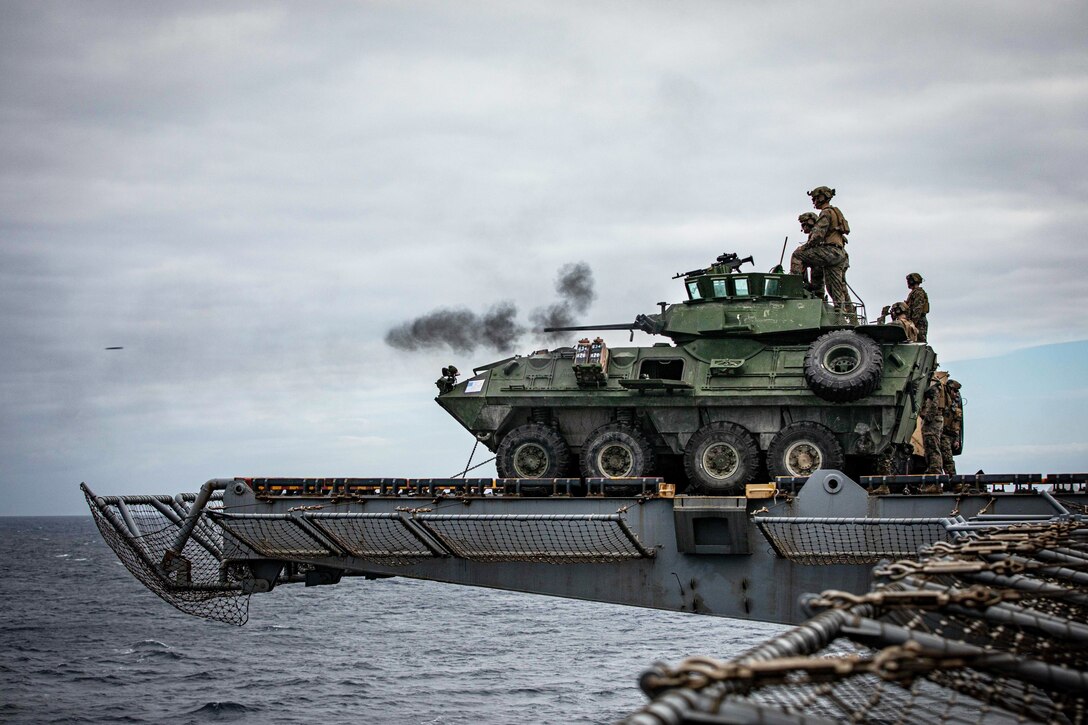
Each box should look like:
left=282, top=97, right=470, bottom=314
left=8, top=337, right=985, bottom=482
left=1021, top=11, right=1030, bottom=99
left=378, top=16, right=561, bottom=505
left=530, top=262, right=596, bottom=343
left=553, top=262, right=595, bottom=315
left=385, top=263, right=595, bottom=353
left=384, top=302, right=524, bottom=353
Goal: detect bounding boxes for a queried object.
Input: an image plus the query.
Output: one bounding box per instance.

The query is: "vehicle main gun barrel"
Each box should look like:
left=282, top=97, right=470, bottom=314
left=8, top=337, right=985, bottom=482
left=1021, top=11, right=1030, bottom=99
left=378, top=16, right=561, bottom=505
left=544, top=314, right=663, bottom=335
left=542, top=322, right=639, bottom=332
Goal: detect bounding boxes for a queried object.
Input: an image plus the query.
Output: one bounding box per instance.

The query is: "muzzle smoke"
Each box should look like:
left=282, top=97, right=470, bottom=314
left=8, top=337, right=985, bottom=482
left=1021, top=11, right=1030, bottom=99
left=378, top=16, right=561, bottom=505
left=385, top=263, right=595, bottom=353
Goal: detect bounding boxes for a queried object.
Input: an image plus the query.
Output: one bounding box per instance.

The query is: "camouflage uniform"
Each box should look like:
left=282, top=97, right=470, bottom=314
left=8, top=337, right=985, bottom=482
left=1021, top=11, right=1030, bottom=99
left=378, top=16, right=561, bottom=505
left=790, top=212, right=824, bottom=294
left=920, top=379, right=945, bottom=474
left=940, top=379, right=963, bottom=476
left=905, top=274, right=929, bottom=342
left=793, top=186, right=851, bottom=304
left=888, top=303, right=919, bottom=342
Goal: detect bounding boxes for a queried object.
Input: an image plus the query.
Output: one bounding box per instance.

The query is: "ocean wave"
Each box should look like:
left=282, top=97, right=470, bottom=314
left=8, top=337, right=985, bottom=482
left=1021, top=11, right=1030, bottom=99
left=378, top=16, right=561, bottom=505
left=184, top=701, right=257, bottom=720
left=119, top=640, right=184, bottom=661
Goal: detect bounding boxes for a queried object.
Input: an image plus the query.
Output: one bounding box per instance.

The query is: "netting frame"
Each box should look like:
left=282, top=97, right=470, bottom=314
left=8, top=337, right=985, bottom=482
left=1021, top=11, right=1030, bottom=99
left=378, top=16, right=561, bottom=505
left=82, top=484, right=251, bottom=626
left=754, top=516, right=964, bottom=565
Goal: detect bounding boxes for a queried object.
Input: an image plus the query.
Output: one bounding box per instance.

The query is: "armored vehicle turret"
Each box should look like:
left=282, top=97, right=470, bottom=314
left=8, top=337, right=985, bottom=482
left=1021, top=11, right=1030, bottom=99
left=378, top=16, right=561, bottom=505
left=436, top=254, right=937, bottom=493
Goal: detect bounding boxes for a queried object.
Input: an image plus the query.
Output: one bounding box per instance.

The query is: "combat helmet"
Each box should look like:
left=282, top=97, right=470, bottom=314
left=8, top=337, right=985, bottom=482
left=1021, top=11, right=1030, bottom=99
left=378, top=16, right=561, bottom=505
left=807, top=186, right=835, bottom=201
left=906, top=272, right=924, bottom=285
left=889, top=302, right=906, bottom=316
left=798, top=212, right=817, bottom=226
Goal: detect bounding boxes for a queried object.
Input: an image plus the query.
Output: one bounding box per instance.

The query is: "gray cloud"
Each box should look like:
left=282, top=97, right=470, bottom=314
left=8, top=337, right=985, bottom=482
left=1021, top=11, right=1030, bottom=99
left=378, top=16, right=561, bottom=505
left=1, top=1, right=1086, bottom=513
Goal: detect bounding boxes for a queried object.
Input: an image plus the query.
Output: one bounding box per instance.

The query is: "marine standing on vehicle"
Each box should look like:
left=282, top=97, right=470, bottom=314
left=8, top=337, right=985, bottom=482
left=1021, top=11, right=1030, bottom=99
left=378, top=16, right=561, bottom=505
left=920, top=377, right=946, bottom=475
left=905, top=273, right=930, bottom=342
left=790, top=212, right=823, bottom=294
left=790, top=186, right=851, bottom=304
left=941, top=379, right=963, bottom=476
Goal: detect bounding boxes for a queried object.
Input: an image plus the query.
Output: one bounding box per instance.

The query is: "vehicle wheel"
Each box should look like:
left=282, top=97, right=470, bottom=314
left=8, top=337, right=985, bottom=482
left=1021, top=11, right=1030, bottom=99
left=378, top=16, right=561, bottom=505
left=580, top=424, right=655, bottom=479
left=683, top=422, right=760, bottom=494
left=766, top=422, right=845, bottom=479
left=495, top=424, right=571, bottom=479
left=803, top=330, right=883, bottom=402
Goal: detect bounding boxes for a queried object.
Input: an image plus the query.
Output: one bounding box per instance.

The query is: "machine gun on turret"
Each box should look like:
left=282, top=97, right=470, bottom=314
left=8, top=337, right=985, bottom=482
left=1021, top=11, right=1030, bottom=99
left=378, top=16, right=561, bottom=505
left=713, top=252, right=754, bottom=273
left=673, top=252, right=753, bottom=279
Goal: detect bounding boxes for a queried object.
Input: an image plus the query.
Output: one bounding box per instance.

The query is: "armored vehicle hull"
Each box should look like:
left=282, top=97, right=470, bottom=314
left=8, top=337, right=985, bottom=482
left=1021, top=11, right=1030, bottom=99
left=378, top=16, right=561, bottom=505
left=437, top=260, right=937, bottom=492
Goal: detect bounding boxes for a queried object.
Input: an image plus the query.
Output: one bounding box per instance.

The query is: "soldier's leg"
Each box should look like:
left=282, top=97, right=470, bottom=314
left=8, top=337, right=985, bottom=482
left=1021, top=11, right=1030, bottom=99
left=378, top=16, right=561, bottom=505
left=791, top=246, right=825, bottom=296
left=815, top=247, right=850, bottom=305
left=824, top=265, right=848, bottom=305
left=809, top=265, right=825, bottom=295
left=789, top=249, right=804, bottom=275
left=840, top=253, right=852, bottom=304
left=916, top=318, right=928, bottom=343
left=940, top=435, right=956, bottom=476
left=923, top=431, right=944, bottom=474
left=826, top=248, right=852, bottom=304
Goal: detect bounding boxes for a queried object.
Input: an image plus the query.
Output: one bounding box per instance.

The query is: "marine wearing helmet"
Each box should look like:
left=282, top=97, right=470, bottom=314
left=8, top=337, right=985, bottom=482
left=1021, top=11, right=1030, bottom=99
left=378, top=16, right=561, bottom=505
left=793, top=186, right=851, bottom=305
left=887, top=302, right=918, bottom=342
left=904, top=273, right=930, bottom=342
left=790, top=213, right=823, bottom=293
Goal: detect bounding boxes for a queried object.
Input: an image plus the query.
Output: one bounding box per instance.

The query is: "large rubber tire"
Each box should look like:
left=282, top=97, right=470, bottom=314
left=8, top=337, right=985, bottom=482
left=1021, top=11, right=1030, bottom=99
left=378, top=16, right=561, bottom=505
left=683, top=422, right=760, bottom=495
left=495, top=424, right=571, bottom=479
left=580, top=424, right=655, bottom=479
left=803, top=330, right=883, bottom=403
left=766, top=422, right=845, bottom=479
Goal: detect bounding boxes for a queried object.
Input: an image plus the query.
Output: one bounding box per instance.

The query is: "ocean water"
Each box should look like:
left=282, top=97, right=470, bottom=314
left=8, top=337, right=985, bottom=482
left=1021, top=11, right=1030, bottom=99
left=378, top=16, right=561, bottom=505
left=0, top=517, right=784, bottom=724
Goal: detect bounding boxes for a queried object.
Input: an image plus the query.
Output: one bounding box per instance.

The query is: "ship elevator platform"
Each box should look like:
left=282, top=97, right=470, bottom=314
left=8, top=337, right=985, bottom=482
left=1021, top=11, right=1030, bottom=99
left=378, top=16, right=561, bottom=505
left=83, top=472, right=1088, bottom=627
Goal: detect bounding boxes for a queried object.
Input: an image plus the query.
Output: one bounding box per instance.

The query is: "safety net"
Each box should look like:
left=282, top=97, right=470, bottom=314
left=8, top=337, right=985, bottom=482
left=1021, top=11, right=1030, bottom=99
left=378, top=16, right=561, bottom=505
left=210, top=511, right=439, bottom=567
left=754, top=516, right=962, bottom=565
left=82, top=484, right=251, bottom=626
left=207, top=509, right=654, bottom=565
left=415, top=512, right=654, bottom=563
left=627, top=517, right=1088, bottom=725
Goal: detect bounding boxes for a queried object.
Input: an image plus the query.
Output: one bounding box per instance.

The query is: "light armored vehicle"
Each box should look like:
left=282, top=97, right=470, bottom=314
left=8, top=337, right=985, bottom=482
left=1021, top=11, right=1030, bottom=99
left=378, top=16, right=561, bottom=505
left=436, top=254, right=937, bottom=493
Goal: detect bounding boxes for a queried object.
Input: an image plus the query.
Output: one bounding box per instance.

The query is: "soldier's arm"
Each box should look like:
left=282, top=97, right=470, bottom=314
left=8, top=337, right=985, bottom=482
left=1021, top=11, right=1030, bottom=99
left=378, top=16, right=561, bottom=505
left=807, top=210, right=831, bottom=245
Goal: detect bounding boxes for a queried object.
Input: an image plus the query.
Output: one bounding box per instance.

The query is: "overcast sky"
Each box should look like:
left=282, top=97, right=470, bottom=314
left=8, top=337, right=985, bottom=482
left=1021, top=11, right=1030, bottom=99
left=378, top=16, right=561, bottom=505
left=2, top=1, right=1086, bottom=515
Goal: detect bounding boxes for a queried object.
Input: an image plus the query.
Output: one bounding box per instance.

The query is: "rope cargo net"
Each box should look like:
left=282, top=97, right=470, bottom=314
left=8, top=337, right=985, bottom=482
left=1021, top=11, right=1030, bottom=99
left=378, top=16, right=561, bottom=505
left=754, top=516, right=962, bottom=565
left=627, top=517, right=1088, bottom=725
left=415, top=513, right=654, bottom=563
left=82, top=484, right=251, bottom=626
left=207, top=510, right=654, bottom=565
left=208, top=512, right=437, bottom=567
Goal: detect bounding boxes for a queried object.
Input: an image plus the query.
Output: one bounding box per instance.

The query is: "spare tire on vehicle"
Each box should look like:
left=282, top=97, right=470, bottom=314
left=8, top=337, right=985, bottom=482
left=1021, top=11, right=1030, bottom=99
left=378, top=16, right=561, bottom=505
left=803, top=330, right=883, bottom=402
